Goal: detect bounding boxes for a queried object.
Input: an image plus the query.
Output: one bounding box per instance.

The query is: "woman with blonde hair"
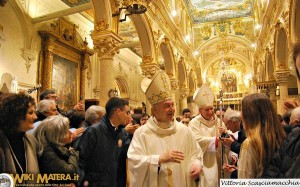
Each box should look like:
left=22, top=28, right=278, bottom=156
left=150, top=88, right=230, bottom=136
left=238, top=93, right=286, bottom=178
left=34, top=115, right=79, bottom=184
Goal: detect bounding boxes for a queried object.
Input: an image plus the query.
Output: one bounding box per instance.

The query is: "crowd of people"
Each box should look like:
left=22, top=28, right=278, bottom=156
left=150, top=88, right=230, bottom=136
left=0, top=43, right=299, bottom=186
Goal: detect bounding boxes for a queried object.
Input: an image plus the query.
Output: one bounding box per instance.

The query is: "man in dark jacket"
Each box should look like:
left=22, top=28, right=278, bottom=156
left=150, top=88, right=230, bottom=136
left=263, top=124, right=300, bottom=178
left=76, top=97, right=130, bottom=186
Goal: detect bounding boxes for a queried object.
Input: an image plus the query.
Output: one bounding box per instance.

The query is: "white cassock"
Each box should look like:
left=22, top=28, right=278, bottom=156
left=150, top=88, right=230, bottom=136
left=128, top=116, right=203, bottom=187
left=189, top=114, right=228, bottom=187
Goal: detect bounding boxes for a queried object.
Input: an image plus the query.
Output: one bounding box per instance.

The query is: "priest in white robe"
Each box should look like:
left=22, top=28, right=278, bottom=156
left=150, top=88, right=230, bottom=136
left=189, top=84, right=229, bottom=187
left=128, top=70, right=203, bottom=187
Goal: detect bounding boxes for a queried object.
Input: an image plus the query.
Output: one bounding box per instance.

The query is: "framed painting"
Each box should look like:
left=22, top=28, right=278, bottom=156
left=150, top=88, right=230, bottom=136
left=38, top=18, right=93, bottom=111
left=52, top=55, right=78, bottom=111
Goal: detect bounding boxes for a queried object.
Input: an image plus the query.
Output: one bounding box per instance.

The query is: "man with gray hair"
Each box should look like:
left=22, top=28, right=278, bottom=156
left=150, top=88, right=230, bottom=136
left=221, top=109, right=246, bottom=155
left=72, top=105, right=106, bottom=150
left=220, top=109, right=246, bottom=178
left=28, top=99, right=58, bottom=134
left=128, top=70, right=203, bottom=187
left=84, top=105, right=106, bottom=127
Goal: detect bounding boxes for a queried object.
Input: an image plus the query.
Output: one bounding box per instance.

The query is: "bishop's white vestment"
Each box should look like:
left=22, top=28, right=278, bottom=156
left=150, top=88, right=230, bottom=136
left=127, top=117, right=203, bottom=187
left=189, top=114, right=228, bottom=187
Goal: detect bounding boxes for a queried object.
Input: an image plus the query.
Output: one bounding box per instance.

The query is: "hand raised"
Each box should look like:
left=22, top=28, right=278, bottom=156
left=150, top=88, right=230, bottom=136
left=159, top=150, right=184, bottom=164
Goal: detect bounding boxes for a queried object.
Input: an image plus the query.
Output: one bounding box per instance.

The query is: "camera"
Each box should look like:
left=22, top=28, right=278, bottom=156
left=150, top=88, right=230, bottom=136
left=220, top=132, right=230, bottom=138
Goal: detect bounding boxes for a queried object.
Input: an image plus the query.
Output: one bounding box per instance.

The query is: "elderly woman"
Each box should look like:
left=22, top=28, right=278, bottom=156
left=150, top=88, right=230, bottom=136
left=34, top=115, right=79, bottom=184
left=238, top=93, right=286, bottom=178
left=0, top=93, right=39, bottom=175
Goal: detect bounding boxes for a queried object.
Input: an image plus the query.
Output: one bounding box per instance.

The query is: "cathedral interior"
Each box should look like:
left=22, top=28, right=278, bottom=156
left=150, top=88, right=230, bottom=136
left=0, top=0, right=299, bottom=116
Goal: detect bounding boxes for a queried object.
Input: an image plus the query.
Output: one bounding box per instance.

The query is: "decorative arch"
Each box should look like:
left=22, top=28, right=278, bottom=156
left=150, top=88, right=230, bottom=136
left=129, top=14, right=156, bottom=61
left=9, top=0, right=30, bottom=49
left=265, top=51, right=275, bottom=80
left=274, top=26, right=288, bottom=69
left=290, top=0, right=300, bottom=43
left=196, top=35, right=252, bottom=52
left=159, top=37, right=176, bottom=77
left=115, top=76, right=130, bottom=99
left=202, top=52, right=251, bottom=75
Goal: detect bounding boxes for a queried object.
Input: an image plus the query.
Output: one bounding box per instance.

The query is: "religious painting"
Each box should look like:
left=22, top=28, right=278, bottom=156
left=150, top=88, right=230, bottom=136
left=52, top=55, right=78, bottom=111
left=184, top=0, right=254, bottom=23
left=221, top=73, right=237, bottom=92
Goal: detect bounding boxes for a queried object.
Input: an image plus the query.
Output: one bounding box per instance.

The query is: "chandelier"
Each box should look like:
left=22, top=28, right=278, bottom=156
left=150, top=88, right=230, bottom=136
left=112, top=0, right=149, bottom=22
left=219, top=58, right=230, bottom=78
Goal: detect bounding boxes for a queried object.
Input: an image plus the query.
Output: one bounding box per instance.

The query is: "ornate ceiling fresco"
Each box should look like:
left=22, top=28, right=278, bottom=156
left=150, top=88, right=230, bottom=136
left=184, top=0, right=254, bottom=23
left=56, top=0, right=255, bottom=90
left=119, top=19, right=142, bottom=58
left=61, top=0, right=90, bottom=7
left=61, top=0, right=94, bottom=22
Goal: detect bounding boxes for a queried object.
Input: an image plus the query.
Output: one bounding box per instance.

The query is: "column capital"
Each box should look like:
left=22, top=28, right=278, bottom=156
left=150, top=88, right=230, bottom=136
left=256, top=80, right=277, bottom=90
left=92, top=30, right=122, bottom=59
left=140, top=55, right=160, bottom=78
left=180, top=87, right=189, bottom=98
left=169, top=77, right=179, bottom=90
left=275, top=69, right=290, bottom=84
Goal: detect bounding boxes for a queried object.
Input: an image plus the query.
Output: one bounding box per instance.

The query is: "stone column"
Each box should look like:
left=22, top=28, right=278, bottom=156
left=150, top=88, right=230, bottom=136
left=80, top=53, right=89, bottom=99
left=268, top=85, right=277, bottom=111
left=276, top=70, right=290, bottom=115
left=179, top=87, right=188, bottom=113
left=170, top=77, right=179, bottom=115
left=92, top=30, right=122, bottom=106
left=42, top=37, right=55, bottom=91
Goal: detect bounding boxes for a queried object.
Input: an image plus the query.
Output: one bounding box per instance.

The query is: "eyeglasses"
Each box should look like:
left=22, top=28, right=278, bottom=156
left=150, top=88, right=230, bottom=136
left=182, top=121, right=189, bottom=124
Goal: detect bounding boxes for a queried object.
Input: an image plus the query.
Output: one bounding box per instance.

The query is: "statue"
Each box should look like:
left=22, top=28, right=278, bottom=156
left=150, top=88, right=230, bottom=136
left=10, top=76, right=18, bottom=93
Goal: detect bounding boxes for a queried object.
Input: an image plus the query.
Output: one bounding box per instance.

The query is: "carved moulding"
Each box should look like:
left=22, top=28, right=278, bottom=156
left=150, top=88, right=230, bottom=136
left=38, top=18, right=93, bottom=110
left=0, top=24, right=5, bottom=48
left=22, top=49, right=36, bottom=73
left=275, top=69, right=290, bottom=84
left=95, top=18, right=109, bottom=31
left=92, top=30, right=122, bottom=59
left=180, top=87, right=189, bottom=98
left=169, top=77, right=179, bottom=90
left=140, top=55, right=160, bottom=78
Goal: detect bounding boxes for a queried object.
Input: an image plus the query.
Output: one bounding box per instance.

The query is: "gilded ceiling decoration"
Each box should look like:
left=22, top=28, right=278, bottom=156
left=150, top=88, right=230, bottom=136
left=184, top=0, right=254, bottom=23
left=119, top=20, right=142, bottom=57
left=61, top=0, right=94, bottom=22
left=61, top=0, right=90, bottom=7
left=193, top=18, right=254, bottom=47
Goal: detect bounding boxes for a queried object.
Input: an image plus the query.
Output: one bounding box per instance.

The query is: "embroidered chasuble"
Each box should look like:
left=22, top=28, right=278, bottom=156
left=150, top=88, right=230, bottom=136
left=128, top=117, right=203, bottom=187
left=189, top=114, right=229, bottom=187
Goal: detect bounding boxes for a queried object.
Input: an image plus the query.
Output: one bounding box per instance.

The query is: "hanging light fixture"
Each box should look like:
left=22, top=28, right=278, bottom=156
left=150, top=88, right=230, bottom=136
left=112, top=0, right=149, bottom=22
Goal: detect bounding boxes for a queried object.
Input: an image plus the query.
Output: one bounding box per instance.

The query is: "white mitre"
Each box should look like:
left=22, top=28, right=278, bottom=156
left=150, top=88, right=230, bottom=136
left=141, top=70, right=172, bottom=105
left=193, top=84, right=215, bottom=108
